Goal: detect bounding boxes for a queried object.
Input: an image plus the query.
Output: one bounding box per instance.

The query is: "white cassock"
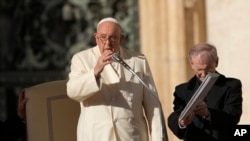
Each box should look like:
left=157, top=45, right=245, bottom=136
left=67, top=46, right=165, bottom=141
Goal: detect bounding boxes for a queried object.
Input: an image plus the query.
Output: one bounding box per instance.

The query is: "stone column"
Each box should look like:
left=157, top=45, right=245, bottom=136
left=138, top=0, right=206, bottom=140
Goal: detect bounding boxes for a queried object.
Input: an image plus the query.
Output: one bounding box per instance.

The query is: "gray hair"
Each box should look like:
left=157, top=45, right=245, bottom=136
left=189, top=43, right=218, bottom=61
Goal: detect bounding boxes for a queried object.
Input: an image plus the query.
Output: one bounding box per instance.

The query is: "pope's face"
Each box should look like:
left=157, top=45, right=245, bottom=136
left=94, top=22, right=123, bottom=55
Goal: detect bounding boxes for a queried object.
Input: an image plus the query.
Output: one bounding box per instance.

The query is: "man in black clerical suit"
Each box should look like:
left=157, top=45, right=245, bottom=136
left=168, top=43, right=242, bottom=141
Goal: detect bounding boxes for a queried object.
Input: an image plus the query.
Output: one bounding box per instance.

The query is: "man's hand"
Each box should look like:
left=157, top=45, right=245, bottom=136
left=17, top=89, right=28, bottom=121
left=94, top=50, right=113, bottom=78
left=194, top=101, right=209, bottom=117
left=179, top=112, right=194, bottom=128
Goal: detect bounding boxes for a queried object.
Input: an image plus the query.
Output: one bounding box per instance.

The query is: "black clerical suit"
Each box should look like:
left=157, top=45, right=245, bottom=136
left=168, top=73, right=242, bottom=141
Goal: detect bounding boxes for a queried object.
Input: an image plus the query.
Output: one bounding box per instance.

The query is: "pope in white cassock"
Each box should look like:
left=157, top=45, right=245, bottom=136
left=67, top=17, right=168, bottom=141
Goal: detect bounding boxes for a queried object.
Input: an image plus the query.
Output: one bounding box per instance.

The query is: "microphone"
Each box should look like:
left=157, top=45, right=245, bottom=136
left=112, top=52, right=153, bottom=92
left=112, top=52, right=167, bottom=140
left=112, top=52, right=161, bottom=99
left=112, top=53, right=132, bottom=71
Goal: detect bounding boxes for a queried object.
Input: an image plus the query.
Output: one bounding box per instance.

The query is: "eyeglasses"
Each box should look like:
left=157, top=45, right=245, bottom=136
left=97, top=35, right=119, bottom=43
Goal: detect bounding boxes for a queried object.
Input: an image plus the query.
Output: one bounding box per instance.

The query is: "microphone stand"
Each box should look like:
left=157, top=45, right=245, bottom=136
left=112, top=54, right=168, bottom=141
